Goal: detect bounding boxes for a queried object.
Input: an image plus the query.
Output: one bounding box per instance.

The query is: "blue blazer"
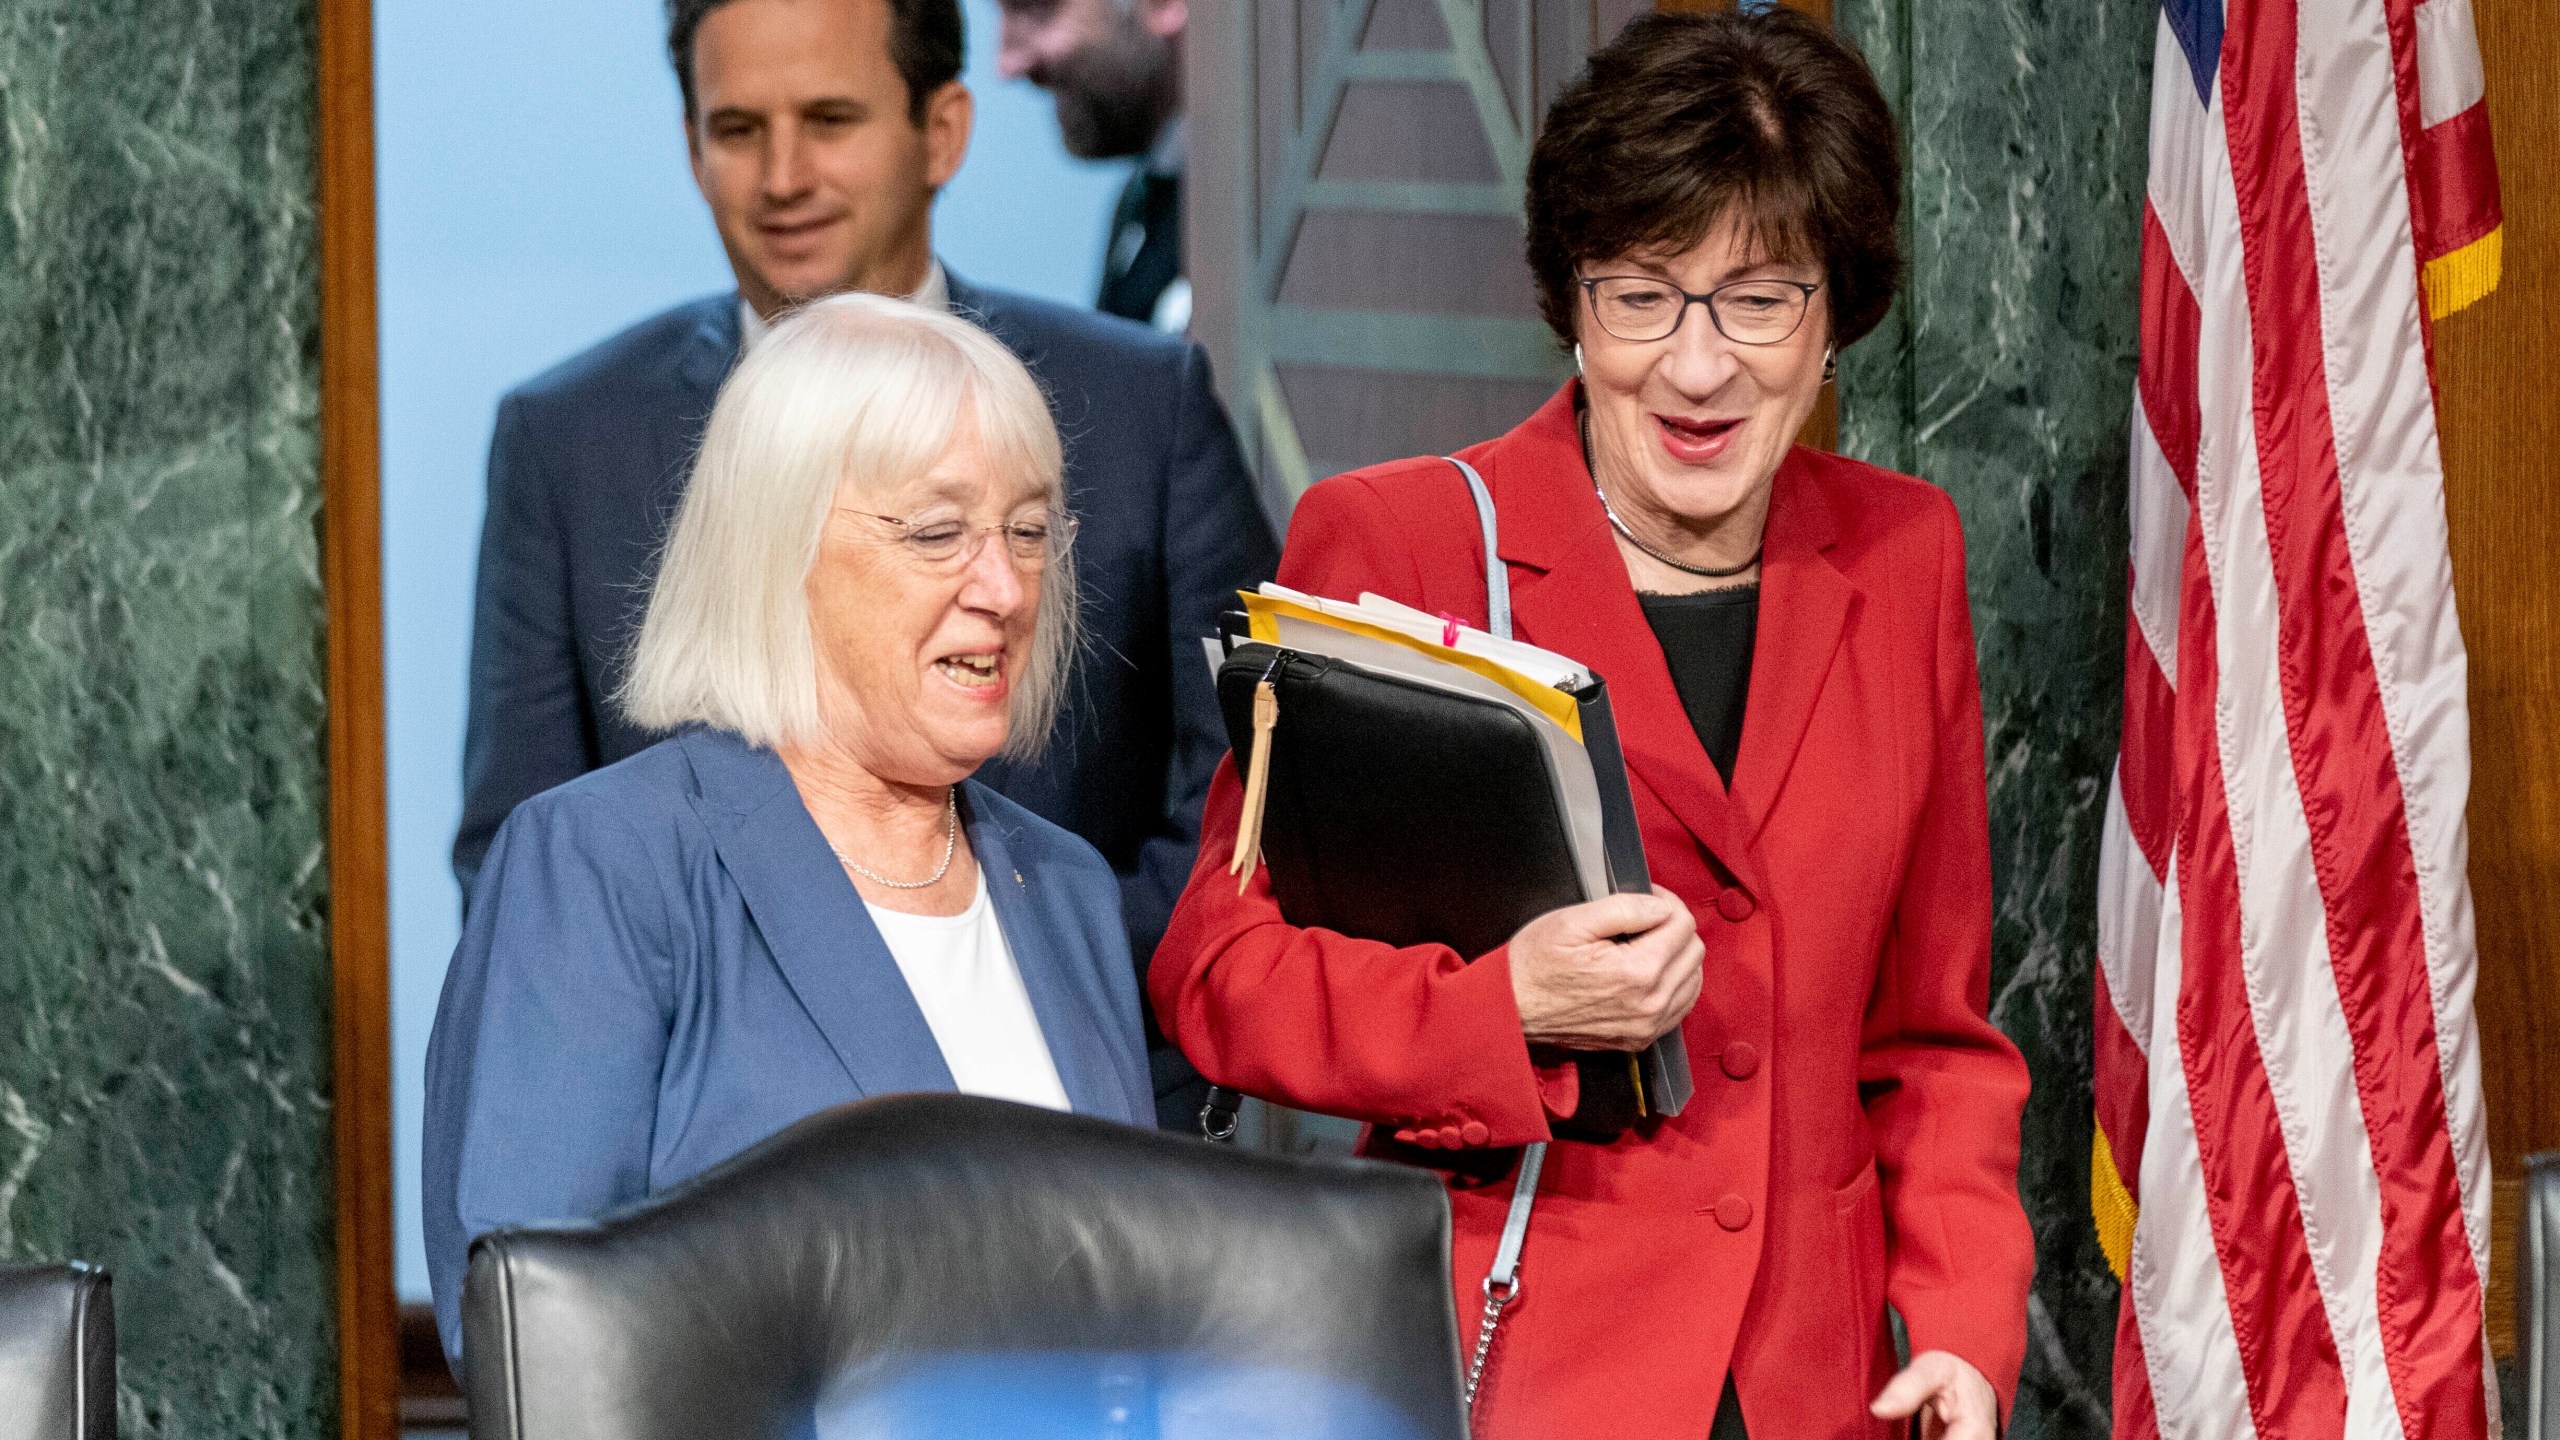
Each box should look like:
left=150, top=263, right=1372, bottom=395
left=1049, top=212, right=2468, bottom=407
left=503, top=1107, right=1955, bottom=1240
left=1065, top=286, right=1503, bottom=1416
left=420, top=727, right=1154, bottom=1368
left=453, top=274, right=1278, bottom=981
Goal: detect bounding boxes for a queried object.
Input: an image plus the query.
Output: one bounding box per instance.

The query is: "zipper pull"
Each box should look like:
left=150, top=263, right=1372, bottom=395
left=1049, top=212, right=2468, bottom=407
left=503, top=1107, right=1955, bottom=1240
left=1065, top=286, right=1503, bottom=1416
left=1229, top=677, right=1280, bottom=892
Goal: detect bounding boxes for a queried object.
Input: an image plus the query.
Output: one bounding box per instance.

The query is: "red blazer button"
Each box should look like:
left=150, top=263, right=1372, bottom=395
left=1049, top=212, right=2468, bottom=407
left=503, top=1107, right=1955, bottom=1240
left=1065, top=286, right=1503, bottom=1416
left=1715, top=888, right=1756, bottom=922
left=1720, top=1042, right=1760, bottom=1080
left=1393, top=1127, right=1427, bottom=1147
left=1712, top=1195, right=1753, bottom=1231
left=1437, top=1125, right=1465, bottom=1148
left=1460, top=1121, right=1490, bottom=1146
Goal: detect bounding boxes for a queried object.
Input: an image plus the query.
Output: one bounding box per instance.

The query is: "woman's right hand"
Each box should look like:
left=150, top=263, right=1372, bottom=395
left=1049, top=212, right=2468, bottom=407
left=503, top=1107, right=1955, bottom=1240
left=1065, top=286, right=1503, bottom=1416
left=1506, top=886, right=1704, bottom=1051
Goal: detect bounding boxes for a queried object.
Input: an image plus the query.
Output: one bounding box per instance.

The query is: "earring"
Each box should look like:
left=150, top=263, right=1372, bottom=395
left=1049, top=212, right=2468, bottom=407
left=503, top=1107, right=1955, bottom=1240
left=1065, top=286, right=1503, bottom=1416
left=1573, top=343, right=1585, bottom=377
left=1821, top=346, right=1838, bottom=383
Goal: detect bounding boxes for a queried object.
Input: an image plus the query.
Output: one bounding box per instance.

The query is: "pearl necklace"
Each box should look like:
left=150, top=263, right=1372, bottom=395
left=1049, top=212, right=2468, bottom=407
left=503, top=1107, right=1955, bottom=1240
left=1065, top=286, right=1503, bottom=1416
left=829, top=789, right=959, bottom=890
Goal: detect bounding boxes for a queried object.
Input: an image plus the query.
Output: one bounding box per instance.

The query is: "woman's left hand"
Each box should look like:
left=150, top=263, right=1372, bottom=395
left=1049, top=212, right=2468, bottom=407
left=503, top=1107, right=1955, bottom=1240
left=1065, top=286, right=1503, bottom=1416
left=1870, top=1351, right=1998, bottom=1440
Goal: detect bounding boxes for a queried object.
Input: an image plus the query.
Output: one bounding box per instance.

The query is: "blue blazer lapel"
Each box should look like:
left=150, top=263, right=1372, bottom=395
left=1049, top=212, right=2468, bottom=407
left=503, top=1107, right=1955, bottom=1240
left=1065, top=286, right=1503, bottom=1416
left=677, top=730, right=956, bottom=1099
left=965, top=787, right=1147, bottom=1125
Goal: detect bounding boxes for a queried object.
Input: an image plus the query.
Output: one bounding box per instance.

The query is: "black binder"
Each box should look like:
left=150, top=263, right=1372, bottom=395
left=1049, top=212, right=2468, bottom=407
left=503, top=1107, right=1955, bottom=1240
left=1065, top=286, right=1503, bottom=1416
left=1214, top=640, right=1695, bottom=1142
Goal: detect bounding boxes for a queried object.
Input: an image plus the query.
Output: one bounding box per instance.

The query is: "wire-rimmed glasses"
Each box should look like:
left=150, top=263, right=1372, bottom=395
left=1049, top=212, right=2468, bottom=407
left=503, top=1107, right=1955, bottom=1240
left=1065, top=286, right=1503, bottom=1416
left=845, top=509, right=1079, bottom=572
left=1578, top=274, right=1823, bottom=345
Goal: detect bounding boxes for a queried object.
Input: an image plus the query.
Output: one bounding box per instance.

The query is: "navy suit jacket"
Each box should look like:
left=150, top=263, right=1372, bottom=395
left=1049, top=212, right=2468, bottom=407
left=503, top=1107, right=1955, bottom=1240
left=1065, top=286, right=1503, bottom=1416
left=454, top=275, right=1277, bottom=1059
left=422, top=727, right=1155, bottom=1367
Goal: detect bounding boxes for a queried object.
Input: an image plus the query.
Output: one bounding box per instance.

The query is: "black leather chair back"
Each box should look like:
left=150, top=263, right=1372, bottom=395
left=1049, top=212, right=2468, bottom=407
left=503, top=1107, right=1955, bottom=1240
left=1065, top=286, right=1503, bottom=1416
left=2525, top=1153, right=2560, bottom=1440
left=0, top=1264, right=114, bottom=1440
left=462, top=1095, right=1464, bottom=1440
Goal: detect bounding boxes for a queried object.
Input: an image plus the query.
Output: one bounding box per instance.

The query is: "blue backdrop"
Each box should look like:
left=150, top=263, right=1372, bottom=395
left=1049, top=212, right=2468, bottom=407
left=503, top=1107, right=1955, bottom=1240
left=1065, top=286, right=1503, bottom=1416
left=376, top=0, right=1124, bottom=1300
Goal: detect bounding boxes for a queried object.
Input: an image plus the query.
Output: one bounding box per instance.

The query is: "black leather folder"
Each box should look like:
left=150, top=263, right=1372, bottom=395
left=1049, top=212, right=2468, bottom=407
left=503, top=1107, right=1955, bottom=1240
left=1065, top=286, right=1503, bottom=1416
left=1215, top=640, right=1694, bottom=1142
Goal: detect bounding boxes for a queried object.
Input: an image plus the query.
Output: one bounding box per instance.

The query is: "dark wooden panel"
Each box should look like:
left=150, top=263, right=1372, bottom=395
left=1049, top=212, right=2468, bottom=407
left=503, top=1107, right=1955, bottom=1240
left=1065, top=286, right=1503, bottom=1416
left=2434, top=0, right=2560, bottom=1363
left=2491, top=1176, right=2525, bottom=1360
left=318, top=0, right=396, bottom=1433
left=398, top=1302, right=466, bottom=1428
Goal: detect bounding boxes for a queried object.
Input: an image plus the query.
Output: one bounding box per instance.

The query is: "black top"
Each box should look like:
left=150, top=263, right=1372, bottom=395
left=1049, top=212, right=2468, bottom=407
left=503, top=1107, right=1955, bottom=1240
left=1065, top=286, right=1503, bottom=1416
left=1637, top=585, right=1760, bottom=786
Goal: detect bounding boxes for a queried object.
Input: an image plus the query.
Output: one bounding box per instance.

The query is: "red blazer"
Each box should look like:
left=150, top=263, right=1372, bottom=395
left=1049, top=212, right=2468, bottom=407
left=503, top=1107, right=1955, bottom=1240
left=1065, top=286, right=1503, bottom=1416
left=1151, top=386, right=2034, bottom=1439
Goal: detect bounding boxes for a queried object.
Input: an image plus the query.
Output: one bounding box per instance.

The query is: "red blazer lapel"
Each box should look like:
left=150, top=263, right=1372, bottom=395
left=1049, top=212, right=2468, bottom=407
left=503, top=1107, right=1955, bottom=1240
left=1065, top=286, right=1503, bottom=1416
left=1474, top=388, right=1765, bottom=895
left=1729, top=452, right=1858, bottom=849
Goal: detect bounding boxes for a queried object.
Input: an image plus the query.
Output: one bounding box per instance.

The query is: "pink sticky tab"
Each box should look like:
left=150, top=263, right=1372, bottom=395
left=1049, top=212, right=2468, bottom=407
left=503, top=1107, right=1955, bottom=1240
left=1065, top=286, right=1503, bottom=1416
left=1438, top=613, right=1463, bottom=648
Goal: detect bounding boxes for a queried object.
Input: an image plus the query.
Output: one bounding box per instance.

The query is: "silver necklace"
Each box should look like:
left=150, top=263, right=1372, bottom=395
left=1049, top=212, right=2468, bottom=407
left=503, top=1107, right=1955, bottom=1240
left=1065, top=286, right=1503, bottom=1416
left=1598, top=492, right=1764, bottom=578
left=1581, top=408, right=1763, bottom=579
left=829, top=789, right=959, bottom=890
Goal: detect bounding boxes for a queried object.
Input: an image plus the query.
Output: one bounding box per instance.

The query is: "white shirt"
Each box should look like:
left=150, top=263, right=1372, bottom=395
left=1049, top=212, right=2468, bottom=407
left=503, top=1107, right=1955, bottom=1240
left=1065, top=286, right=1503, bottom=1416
left=738, top=261, right=951, bottom=351
left=863, top=873, right=1072, bottom=1112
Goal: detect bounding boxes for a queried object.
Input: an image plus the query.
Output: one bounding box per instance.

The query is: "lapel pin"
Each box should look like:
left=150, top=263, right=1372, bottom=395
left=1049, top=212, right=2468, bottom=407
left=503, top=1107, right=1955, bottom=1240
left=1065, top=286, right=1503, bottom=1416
left=1013, top=870, right=1026, bottom=888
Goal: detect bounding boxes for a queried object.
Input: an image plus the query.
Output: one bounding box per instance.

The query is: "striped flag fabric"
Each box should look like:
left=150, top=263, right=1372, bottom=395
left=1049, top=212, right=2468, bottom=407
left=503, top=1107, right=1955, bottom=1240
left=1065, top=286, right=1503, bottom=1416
left=2090, top=0, right=2503, bottom=1434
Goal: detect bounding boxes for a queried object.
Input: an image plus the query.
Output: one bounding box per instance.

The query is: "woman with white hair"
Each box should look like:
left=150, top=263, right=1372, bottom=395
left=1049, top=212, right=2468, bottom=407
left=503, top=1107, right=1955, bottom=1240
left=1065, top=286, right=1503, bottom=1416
left=420, top=294, right=1154, bottom=1365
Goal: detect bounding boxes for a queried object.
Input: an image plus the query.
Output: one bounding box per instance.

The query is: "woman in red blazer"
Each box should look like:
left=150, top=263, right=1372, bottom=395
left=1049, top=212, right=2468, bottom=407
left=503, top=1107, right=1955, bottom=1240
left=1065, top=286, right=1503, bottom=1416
left=1154, top=11, right=2032, bottom=1439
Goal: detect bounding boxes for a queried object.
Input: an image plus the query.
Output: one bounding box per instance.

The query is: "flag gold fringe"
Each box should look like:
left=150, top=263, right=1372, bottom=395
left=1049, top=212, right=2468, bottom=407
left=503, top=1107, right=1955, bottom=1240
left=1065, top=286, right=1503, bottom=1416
left=2425, top=226, right=2503, bottom=320
left=2092, top=1123, right=2139, bottom=1285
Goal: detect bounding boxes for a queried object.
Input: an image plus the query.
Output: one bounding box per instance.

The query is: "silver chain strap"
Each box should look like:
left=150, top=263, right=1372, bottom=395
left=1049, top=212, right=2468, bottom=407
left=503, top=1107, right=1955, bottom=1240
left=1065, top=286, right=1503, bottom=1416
left=1460, top=1137, right=1545, bottom=1423
left=1462, top=1273, right=1520, bottom=1409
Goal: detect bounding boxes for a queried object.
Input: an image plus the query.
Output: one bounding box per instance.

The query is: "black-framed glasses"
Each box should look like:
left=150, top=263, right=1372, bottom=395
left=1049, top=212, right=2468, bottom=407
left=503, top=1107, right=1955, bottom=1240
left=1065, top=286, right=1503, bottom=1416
left=1577, top=274, right=1823, bottom=345
left=846, top=509, right=1078, bottom=571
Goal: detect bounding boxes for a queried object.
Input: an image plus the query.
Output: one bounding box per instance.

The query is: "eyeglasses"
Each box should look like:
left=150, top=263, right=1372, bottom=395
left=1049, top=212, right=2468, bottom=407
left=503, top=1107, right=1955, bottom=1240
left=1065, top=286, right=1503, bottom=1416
left=1577, top=274, right=1823, bottom=346
left=846, top=510, right=1078, bottom=571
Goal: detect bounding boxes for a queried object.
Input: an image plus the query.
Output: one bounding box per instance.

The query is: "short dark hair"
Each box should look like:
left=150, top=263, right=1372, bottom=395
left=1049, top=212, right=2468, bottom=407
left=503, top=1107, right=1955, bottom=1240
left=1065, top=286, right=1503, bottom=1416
left=667, top=0, right=966, bottom=126
left=1524, top=9, right=1902, bottom=351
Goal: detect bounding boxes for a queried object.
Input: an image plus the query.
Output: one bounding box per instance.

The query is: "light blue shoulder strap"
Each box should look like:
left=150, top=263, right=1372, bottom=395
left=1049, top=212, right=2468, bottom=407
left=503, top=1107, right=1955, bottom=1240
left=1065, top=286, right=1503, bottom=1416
left=1448, top=457, right=1511, bottom=642
left=1445, top=454, right=1540, bottom=1418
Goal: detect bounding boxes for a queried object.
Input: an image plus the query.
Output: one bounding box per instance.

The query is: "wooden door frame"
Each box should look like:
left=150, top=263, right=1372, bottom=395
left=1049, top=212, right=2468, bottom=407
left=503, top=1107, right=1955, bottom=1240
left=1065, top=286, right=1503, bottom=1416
left=317, top=0, right=398, bottom=1434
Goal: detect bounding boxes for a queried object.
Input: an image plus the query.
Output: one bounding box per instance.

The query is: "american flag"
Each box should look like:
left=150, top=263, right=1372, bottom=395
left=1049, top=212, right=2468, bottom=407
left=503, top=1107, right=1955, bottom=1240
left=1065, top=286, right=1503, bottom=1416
left=2090, top=0, right=2504, bottom=1434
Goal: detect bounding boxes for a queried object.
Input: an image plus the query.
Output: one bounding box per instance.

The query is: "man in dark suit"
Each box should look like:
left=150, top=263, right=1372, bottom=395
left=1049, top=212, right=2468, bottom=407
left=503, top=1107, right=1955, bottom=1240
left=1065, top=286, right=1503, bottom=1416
left=455, top=0, right=1275, bottom=1131
left=993, top=0, right=1187, bottom=326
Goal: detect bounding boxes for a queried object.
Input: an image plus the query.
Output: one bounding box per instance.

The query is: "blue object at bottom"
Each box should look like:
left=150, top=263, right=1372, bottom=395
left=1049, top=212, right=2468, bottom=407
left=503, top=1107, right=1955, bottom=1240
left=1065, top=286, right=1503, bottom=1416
left=814, top=1352, right=1428, bottom=1440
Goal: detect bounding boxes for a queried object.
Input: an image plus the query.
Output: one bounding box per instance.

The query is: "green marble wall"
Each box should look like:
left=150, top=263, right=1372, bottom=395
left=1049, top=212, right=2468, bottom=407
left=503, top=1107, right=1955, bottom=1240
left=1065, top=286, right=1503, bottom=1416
left=0, top=1, right=339, bottom=1436
left=1831, top=0, right=2151, bottom=1434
